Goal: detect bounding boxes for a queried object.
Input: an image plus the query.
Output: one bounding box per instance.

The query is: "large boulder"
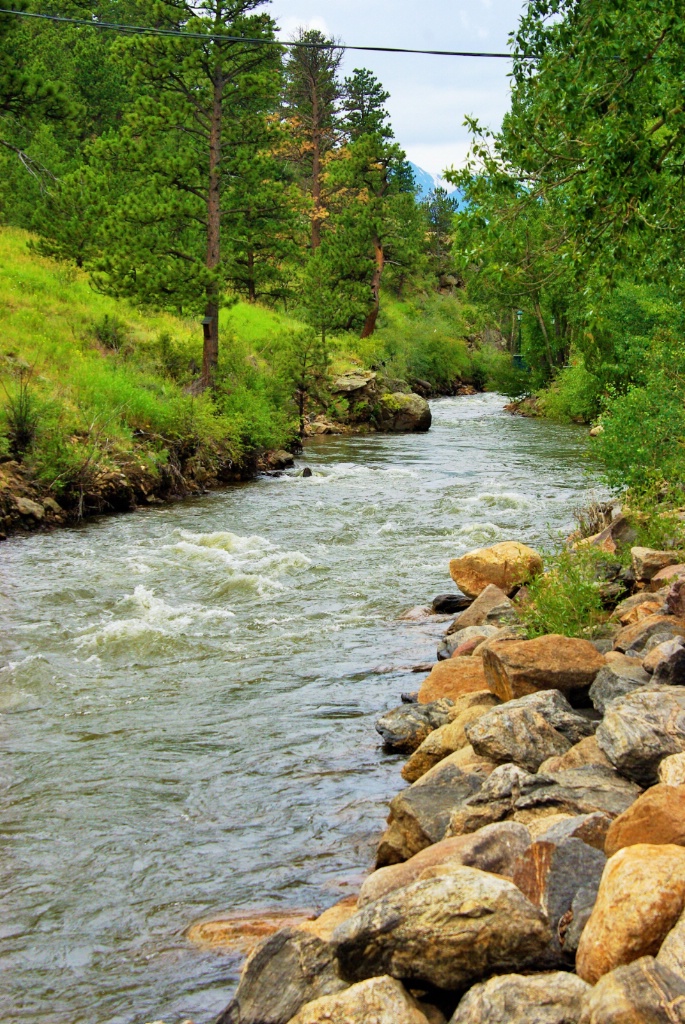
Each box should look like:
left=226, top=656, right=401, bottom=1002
left=512, top=837, right=606, bottom=962
left=418, top=659, right=489, bottom=703
left=512, top=765, right=641, bottom=821
left=377, top=392, right=432, bottom=432
left=216, top=927, right=347, bottom=1024
left=451, top=971, right=591, bottom=1024
left=375, top=700, right=454, bottom=752
left=331, top=866, right=551, bottom=991
left=613, top=614, right=685, bottom=654
left=483, top=635, right=605, bottom=701
left=578, top=956, right=685, bottom=1023
left=589, top=657, right=651, bottom=714
left=576, top=844, right=685, bottom=984
left=631, top=547, right=681, bottom=584
left=402, top=695, right=499, bottom=782
left=359, top=822, right=530, bottom=907
left=465, top=690, right=596, bottom=773
left=446, top=763, right=536, bottom=837
left=449, top=542, right=543, bottom=598
left=447, top=585, right=514, bottom=630
left=604, top=784, right=685, bottom=856
left=596, top=686, right=685, bottom=785
left=538, top=735, right=613, bottom=775
left=376, top=763, right=485, bottom=866
left=285, top=976, right=435, bottom=1024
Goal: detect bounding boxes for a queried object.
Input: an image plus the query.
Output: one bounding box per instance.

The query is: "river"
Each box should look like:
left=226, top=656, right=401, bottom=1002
left=0, top=394, right=599, bottom=1024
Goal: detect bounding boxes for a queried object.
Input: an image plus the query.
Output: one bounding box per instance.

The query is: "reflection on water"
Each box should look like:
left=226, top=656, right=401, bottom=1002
left=0, top=395, right=599, bottom=1023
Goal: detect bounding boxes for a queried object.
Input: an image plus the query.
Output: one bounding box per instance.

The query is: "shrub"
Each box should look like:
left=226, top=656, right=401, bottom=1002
left=537, top=361, right=603, bottom=423
left=520, top=545, right=614, bottom=638
left=2, top=368, right=39, bottom=458
left=92, top=314, right=128, bottom=351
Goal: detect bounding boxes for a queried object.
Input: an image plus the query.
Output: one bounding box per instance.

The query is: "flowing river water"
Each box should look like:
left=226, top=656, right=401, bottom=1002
left=1, top=394, right=600, bottom=1024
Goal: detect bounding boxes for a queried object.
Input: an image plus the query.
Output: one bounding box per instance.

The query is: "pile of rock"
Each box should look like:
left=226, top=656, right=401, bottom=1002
left=212, top=539, right=685, bottom=1024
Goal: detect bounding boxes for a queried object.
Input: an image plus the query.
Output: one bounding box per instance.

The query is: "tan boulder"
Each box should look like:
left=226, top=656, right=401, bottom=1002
left=449, top=584, right=514, bottom=628
left=632, top=546, right=680, bottom=583
left=613, top=613, right=685, bottom=653
left=659, top=752, right=685, bottom=786
left=298, top=899, right=358, bottom=942
left=449, top=541, right=543, bottom=598
left=578, top=956, right=685, bottom=1023
left=483, top=635, right=605, bottom=701
left=285, top=976, right=434, bottom=1024
left=576, top=844, right=685, bottom=983
left=613, top=591, right=665, bottom=625
left=415, top=745, right=497, bottom=784
left=417, top=658, right=489, bottom=703
left=649, top=563, right=685, bottom=592
left=538, top=735, right=613, bottom=775
left=402, top=697, right=499, bottom=783
left=604, top=784, right=685, bottom=857
left=454, top=971, right=591, bottom=1024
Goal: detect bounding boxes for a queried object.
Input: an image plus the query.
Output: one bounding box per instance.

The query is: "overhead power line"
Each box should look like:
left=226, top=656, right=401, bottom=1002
left=0, top=7, right=537, bottom=59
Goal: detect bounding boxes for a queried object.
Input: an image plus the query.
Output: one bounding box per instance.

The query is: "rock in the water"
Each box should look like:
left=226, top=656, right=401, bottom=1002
left=589, top=658, right=651, bottom=714
left=513, top=765, right=641, bottom=820
left=377, top=392, right=432, bottom=432
left=417, top=659, right=489, bottom=703
left=536, top=811, right=613, bottom=852
left=632, top=547, right=681, bottom=583
left=578, top=956, right=685, bottom=1023
left=659, top=752, right=685, bottom=786
left=613, top=614, right=685, bottom=654
left=375, top=700, right=454, bottom=752
left=187, top=910, right=318, bottom=953
left=216, top=927, right=347, bottom=1024
left=402, top=696, right=499, bottom=782
left=451, top=971, right=591, bottom=1024
left=448, top=585, right=514, bottom=630
left=596, top=687, right=685, bottom=785
left=466, top=690, right=595, bottom=773
left=512, top=837, right=606, bottom=962
left=376, top=764, right=485, bottom=866
left=438, top=625, right=500, bottom=661
left=483, top=635, right=605, bottom=701
left=285, top=975, right=434, bottom=1024
left=538, top=735, right=612, bottom=775
left=432, top=593, right=472, bottom=614
left=604, top=784, right=685, bottom=856
left=576, top=844, right=685, bottom=984
left=359, top=822, right=530, bottom=907
left=449, top=542, right=543, bottom=598
left=331, top=866, right=551, bottom=991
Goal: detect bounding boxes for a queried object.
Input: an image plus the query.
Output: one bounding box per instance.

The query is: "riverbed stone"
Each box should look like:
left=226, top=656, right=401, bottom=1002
left=644, top=636, right=685, bottom=673
left=446, top=763, right=538, bottom=836
left=482, top=635, right=605, bottom=701
left=402, top=697, right=499, bottom=782
left=438, top=625, right=500, bottom=661
left=614, top=592, right=665, bottom=626
left=613, top=614, right=685, bottom=654
left=377, top=392, right=432, bottom=432
left=331, top=866, right=551, bottom=991
left=432, top=593, right=472, bottom=614
left=376, top=763, right=485, bottom=866
left=596, top=686, right=685, bottom=785
left=632, top=547, right=681, bottom=583
left=285, top=976, right=435, bottom=1024
left=359, top=822, right=530, bottom=907
left=375, top=700, right=454, bottom=752
left=449, top=541, right=543, bottom=598
left=451, top=971, right=591, bottom=1024
left=216, top=927, right=347, bottom=1024
left=657, top=907, right=685, bottom=977
left=14, top=495, right=44, bottom=519
left=538, top=735, right=613, bottom=775
left=659, top=752, right=685, bottom=786
left=417, top=658, right=489, bottom=704
left=576, top=844, right=685, bottom=984
left=650, top=564, right=685, bottom=592
left=604, top=784, right=685, bottom=856
left=589, top=658, right=651, bottom=713
left=447, top=585, right=514, bottom=630
left=535, top=811, right=613, bottom=851
left=466, top=690, right=595, bottom=773
left=513, top=765, right=641, bottom=820
left=579, top=956, right=685, bottom=1023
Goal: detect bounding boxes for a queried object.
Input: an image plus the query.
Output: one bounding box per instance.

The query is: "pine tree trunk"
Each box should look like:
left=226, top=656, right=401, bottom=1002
left=360, top=235, right=384, bottom=338
left=202, top=59, right=224, bottom=386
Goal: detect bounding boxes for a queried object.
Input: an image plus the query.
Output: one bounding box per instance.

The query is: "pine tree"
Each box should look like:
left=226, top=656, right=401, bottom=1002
left=422, top=187, right=459, bottom=289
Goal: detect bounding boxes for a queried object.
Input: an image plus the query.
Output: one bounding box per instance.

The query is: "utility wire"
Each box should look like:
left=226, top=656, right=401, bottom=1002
left=0, top=7, right=536, bottom=58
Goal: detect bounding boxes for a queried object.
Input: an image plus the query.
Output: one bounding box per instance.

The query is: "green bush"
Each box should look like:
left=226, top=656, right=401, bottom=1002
left=520, top=545, right=615, bottom=638
left=537, top=361, right=603, bottom=423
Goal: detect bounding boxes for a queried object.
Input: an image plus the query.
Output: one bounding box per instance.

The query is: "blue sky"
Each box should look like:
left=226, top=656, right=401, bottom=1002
left=270, top=0, right=527, bottom=177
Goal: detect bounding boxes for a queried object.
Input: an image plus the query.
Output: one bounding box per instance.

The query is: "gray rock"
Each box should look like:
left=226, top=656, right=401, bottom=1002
left=514, top=765, right=641, bottom=819
left=451, top=971, right=591, bottom=1024
left=216, top=927, right=347, bottom=1024
left=512, top=837, right=606, bottom=963
left=589, top=660, right=651, bottom=714
left=561, top=885, right=601, bottom=955
left=465, top=691, right=595, bottom=773
left=447, top=585, right=514, bottom=630
left=377, top=393, right=432, bottom=433
left=446, top=764, right=537, bottom=837
left=331, top=866, right=551, bottom=991
left=654, top=645, right=685, bottom=686
left=536, top=811, right=613, bottom=851
left=596, top=686, right=685, bottom=785
left=375, top=700, right=454, bottom=752
left=578, top=956, right=685, bottom=1023
left=432, top=594, right=472, bottom=614
left=437, top=624, right=500, bottom=660
left=376, top=764, right=484, bottom=866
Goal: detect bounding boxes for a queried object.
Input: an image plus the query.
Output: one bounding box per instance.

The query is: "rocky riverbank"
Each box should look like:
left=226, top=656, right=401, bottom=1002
left=198, top=532, right=685, bottom=1024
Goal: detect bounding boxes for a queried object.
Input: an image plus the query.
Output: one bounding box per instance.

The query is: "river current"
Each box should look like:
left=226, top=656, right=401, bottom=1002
left=1, top=394, right=599, bottom=1023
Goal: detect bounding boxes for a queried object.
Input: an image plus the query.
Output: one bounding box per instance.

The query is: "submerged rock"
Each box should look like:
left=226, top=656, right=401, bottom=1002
left=331, top=866, right=551, bottom=991
left=449, top=541, right=543, bottom=598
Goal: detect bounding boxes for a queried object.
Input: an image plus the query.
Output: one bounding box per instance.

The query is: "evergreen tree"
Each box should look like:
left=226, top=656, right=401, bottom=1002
left=422, top=187, right=459, bottom=289
left=341, top=67, right=390, bottom=141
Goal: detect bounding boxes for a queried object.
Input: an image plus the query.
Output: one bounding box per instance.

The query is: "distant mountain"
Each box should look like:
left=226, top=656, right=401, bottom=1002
left=407, top=162, right=464, bottom=208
